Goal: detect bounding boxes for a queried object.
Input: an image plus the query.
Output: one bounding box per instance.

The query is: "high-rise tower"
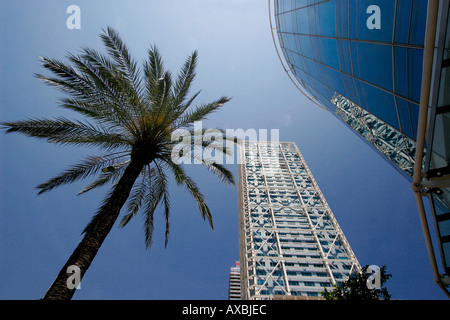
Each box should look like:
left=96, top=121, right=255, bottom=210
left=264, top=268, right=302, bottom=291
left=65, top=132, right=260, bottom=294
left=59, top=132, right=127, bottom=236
left=238, top=141, right=360, bottom=299
left=228, top=262, right=241, bottom=300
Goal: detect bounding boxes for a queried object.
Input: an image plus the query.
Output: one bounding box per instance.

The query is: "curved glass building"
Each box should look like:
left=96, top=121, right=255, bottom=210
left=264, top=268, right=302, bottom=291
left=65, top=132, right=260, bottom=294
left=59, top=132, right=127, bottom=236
left=270, top=0, right=450, bottom=296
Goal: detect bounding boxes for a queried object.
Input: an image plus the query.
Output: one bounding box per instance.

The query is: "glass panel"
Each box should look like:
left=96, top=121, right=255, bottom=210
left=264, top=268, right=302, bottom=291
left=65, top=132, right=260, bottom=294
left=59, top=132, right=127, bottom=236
left=336, top=0, right=349, bottom=39
left=438, top=220, right=450, bottom=237
left=408, top=48, right=423, bottom=103
left=438, top=67, right=450, bottom=107
left=315, top=1, right=336, bottom=37
left=294, top=0, right=309, bottom=10
left=297, top=34, right=314, bottom=60
left=350, top=41, right=360, bottom=77
left=342, top=73, right=360, bottom=106
left=355, top=79, right=367, bottom=110
left=318, top=37, right=339, bottom=69
left=396, top=97, right=414, bottom=139
left=394, top=46, right=408, bottom=97
left=409, top=0, right=427, bottom=45
left=338, top=39, right=352, bottom=75
left=358, top=42, right=393, bottom=91
left=361, top=82, right=399, bottom=130
left=294, top=6, right=311, bottom=34
left=442, top=242, right=450, bottom=270
left=349, top=1, right=358, bottom=39
left=310, top=36, right=320, bottom=62
left=324, top=65, right=347, bottom=96
left=395, top=0, right=412, bottom=44
left=307, top=4, right=317, bottom=36
left=445, top=15, right=450, bottom=60
left=429, top=113, right=450, bottom=169
left=409, top=102, right=420, bottom=139
left=304, top=58, right=320, bottom=77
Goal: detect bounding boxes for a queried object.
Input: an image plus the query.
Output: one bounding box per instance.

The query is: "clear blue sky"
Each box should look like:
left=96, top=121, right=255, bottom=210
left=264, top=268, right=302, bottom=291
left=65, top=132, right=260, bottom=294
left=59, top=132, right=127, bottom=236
left=0, top=0, right=446, bottom=300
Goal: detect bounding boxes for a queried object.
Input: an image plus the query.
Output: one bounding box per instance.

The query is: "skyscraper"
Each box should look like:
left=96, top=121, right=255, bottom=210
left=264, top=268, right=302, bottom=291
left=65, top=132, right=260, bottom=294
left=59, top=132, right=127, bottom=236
left=238, top=141, right=360, bottom=299
left=228, top=262, right=241, bottom=300
left=269, top=0, right=450, bottom=296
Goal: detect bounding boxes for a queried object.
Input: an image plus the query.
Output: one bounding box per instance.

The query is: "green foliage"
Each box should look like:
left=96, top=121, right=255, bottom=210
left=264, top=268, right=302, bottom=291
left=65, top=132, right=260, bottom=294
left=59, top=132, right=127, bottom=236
left=321, top=265, right=392, bottom=300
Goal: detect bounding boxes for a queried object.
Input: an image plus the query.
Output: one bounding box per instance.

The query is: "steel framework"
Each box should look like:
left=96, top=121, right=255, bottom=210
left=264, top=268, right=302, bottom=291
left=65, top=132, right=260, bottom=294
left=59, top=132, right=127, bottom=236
left=238, top=141, right=360, bottom=300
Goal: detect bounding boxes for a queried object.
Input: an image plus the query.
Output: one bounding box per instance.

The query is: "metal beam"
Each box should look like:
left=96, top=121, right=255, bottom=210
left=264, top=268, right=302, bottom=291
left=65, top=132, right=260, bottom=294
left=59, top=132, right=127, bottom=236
left=411, top=0, right=450, bottom=298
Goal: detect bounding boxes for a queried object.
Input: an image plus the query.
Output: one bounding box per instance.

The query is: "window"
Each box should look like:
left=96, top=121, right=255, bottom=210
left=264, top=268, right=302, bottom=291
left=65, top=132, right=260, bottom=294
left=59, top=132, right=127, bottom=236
left=318, top=37, right=339, bottom=69
left=409, top=0, right=427, bottom=45
left=395, top=0, right=412, bottom=44
left=394, top=46, right=408, bottom=97
left=396, top=97, right=414, bottom=138
left=358, top=42, right=393, bottom=92
left=320, top=282, right=332, bottom=287
left=307, top=292, right=319, bottom=297
left=315, top=1, right=336, bottom=37
left=338, top=40, right=353, bottom=75
left=361, top=82, right=399, bottom=130
left=408, top=48, right=423, bottom=103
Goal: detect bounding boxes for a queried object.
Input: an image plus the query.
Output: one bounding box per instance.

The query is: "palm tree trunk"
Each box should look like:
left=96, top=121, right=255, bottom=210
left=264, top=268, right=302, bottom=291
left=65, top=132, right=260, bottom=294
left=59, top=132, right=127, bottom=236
left=42, top=159, right=144, bottom=300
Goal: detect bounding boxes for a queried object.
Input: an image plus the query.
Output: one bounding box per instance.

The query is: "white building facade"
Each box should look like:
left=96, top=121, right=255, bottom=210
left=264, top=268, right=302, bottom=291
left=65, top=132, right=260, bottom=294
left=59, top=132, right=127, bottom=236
left=228, top=261, right=241, bottom=300
left=238, top=141, right=360, bottom=299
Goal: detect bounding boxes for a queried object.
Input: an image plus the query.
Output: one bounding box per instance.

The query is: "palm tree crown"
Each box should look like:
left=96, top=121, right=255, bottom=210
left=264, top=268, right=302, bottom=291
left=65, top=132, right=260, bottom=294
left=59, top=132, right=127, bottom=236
left=2, top=27, right=235, bottom=299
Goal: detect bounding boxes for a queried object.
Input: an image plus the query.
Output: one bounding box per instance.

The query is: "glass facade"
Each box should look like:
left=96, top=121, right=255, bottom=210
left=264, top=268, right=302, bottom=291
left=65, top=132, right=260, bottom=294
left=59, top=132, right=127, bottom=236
left=238, top=142, right=360, bottom=299
left=272, top=0, right=450, bottom=291
left=274, top=0, right=426, bottom=180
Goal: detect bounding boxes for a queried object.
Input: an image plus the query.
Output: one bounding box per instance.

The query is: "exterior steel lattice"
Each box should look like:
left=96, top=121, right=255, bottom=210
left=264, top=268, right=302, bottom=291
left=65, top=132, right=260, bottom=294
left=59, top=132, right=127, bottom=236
left=238, top=141, right=360, bottom=299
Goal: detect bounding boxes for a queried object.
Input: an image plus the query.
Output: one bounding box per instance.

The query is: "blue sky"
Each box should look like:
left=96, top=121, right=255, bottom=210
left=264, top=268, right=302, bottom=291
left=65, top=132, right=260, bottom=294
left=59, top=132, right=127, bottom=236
left=0, top=0, right=446, bottom=300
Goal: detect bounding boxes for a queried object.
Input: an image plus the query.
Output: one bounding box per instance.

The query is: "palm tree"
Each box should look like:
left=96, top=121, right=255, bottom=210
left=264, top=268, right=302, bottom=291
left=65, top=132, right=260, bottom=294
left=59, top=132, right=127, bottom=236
left=1, top=27, right=235, bottom=300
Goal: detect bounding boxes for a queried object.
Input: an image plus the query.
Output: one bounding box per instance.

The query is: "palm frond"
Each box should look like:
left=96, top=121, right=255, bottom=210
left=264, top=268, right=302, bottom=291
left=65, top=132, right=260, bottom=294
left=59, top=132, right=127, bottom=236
left=143, top=45, right=165, bottom=103
left=119, top=161, right=170, bottom=248
left=175, top=96, right=231, bottom=129
left=200, top=159, right=235, bottom=186
left=78, top=159, right=130, bottom=195
left=36, top=56, right=127, bottom=126
left=172, top=90, right=201, bottom=120
left=36, top=153, right=128, bottom=194
left=172, top=51, right=197, bottom=108
left=119, top=166, right=151, bottom=227
left=141, top=162, right=170, bottom=248
left=100, top=27, right=143, bottom=97
left=2, top=117, right=129, bottom=150
left=35, top=57, right=92, bottom=97
left=160, top=155, right=213, bottom=230
left=66, top=52, right=140, bottom=136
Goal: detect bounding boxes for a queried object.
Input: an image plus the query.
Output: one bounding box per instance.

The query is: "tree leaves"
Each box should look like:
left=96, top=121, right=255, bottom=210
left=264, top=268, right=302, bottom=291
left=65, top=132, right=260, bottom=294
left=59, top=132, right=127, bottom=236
left=321, top=265, right=392, bottom=300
